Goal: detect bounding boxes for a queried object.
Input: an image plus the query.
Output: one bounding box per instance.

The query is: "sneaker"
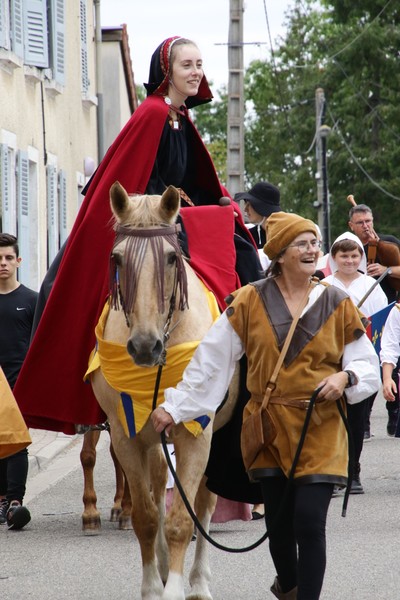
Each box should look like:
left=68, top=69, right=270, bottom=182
left=364, top=430, right=373, bottom=442
left=6, top=500, right=31, bottom=530
left=0, top=499, right=8, bottom=524
left=350, top=476, right=364, bottom=495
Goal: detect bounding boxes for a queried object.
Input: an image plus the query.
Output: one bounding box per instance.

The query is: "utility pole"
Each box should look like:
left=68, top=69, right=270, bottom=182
left=227, top=0, right=244, bottom=196
left=314, top=88, right=331, bottom=252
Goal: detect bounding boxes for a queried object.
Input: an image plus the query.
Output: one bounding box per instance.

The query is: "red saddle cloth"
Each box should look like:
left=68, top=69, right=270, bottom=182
left=180, top=204, right=240, bottom=310
left=14, top=205, right=242, bottom=434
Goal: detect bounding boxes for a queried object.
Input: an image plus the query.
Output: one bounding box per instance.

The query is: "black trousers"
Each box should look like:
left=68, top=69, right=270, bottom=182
left=0, top=448, right=29, bottom=503
left=259, top=477, right=333, bottom=600
left=347, top=395, right=374, bottom=475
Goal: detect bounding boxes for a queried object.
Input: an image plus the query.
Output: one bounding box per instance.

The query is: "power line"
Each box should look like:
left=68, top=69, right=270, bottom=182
left=327, top=106, right=400, bottom=202
left=262, top=0, right=304, bottom=156
left=331, top=58, right=400, bottom=143
left=288, top=0, right=395, bottom=70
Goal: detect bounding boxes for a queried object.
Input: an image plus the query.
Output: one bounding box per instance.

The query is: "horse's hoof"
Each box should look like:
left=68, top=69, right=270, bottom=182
left=82, top=516, right=101, bottom=534
left=83, top=528, right=101, bottom=537
left=118, top=514, right=133, bottom=530
left=110, top=507, right=122, bottom=522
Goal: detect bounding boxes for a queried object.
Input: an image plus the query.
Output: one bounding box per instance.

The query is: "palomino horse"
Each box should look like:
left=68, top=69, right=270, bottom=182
left=86, top=181, right=237, bottom=600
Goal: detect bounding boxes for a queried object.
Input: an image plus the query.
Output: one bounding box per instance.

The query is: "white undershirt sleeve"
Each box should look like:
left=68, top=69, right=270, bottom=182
left=343, top=334, right=381, bottom=404
left=380, top=306, right=400, bottom=368
left=161, top=312, right=244, bottom=424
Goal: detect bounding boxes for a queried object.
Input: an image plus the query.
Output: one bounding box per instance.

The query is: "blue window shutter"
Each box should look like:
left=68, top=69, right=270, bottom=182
left=23, top=0, right=49, bottom=68
left=17, top=150, right=30, bottom=283
left=49, top=0, right=65, bottom=85
left=11, top=0, right=24, bottom=58
left=0, top=144, right=14, bottom=233
left=58, top=169, right=68, bottom=245
left=46, top=164, right=59, bottom=264
left=0, top=0, right=10, bottom=50
left=80, top=0, right=89, bottom=93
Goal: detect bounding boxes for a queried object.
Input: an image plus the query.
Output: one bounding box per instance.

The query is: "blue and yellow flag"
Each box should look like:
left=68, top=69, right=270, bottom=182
left=366, top=301, right=396, bottom=356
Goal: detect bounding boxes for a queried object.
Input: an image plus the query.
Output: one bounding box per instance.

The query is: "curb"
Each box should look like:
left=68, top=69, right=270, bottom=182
left=27, top=431, right=79, bottom=480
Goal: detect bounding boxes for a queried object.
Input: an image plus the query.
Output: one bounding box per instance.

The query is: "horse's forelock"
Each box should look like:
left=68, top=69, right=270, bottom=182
left=115, top=193, right=178, bottom=229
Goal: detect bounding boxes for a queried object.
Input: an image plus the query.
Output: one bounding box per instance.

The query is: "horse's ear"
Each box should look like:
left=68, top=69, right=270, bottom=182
left=160, top=186, right=180, bottom=221
left=110, top=181, right=130, bottom=220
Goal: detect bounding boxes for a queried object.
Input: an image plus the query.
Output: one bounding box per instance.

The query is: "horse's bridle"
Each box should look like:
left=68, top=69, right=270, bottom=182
left=109, top=223, right=188, bottom=364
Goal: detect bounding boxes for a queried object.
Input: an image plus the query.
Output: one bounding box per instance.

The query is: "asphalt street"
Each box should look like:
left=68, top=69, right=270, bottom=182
left=1, top=392, right=400, bottom=599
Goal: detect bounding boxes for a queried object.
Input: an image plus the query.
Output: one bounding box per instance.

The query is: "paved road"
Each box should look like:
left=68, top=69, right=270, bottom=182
left=2, top=392, right=400, bottom=599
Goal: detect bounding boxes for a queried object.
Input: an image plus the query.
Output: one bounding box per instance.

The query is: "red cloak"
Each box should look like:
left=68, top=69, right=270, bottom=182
left=14, top=95, right=252, bottom=433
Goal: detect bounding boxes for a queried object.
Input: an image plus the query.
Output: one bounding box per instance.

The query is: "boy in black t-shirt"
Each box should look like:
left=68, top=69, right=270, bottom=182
left=0, top=233, right=37, bottom=529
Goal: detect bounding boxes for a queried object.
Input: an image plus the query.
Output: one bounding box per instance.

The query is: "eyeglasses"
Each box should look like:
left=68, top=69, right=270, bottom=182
left=285, top=239, right=322, bottom=252
left=351, top=219, right=373, bottom=226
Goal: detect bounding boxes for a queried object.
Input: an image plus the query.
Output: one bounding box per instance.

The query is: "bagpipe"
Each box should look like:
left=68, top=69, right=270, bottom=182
left=347, top=194, right=400, bottom=291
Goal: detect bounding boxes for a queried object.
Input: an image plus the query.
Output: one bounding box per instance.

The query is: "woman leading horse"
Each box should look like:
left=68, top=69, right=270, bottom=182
left=152, top=212, right=380, bottom=600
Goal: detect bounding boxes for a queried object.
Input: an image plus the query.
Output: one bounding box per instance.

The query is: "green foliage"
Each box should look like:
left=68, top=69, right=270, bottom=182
left=191, top=87, right=228, bottom=183
left=194, top=0, right=400, bottom=240
left=243, top=0, right=400, bottom=238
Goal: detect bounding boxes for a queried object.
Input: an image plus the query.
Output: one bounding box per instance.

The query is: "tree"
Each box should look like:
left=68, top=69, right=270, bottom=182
left=192, top=86, right=229, bottom=184
left=244, top=0, right=400, bottom=237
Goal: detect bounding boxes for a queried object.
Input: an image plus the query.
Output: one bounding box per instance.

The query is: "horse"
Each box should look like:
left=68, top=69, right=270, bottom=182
left=80, top=427, right=133, bottom=531
left=85, top=181, right=239, bottom=600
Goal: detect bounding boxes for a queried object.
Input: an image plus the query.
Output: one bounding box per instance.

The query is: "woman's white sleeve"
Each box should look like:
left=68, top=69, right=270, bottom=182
left=160, top=312, right=245, bottom=423
left=343, top=334, right=381, bottom=404
left=380, top=307, right=400, bottom=367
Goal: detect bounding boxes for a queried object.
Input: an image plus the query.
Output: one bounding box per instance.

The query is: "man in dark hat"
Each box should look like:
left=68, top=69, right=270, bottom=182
left=235, top=181, right=282, bottom=271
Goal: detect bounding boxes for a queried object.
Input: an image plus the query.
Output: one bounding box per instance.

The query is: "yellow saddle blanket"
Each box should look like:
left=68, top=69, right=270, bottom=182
left=85, top=288, right=219, bottom=438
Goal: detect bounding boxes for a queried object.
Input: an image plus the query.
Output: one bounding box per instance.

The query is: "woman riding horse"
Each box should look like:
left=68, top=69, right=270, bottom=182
left=14, top=36, right=259, bottom=433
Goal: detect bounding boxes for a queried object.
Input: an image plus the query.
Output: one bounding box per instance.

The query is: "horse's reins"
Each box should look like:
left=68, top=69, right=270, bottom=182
left=154, top=372, right=329, bottom=552
left=112, top=224, right=351, bottom=552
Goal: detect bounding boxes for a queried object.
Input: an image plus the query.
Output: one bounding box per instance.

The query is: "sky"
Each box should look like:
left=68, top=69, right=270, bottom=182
left=100, top=1, right=294, bottom=92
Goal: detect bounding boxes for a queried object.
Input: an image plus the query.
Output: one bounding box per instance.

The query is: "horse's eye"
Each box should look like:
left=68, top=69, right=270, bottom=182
left=111, top=253, right=122, bottom=267
left=167, top=253, right=177, bottom=266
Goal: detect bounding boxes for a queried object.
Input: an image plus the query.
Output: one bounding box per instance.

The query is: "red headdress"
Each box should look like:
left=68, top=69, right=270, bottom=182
left=144, top=36, right=213, bottom=108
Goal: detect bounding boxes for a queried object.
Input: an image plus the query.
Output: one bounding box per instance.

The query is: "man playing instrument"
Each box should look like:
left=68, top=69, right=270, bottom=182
left=348, top=203, right=400, bottom=437
left=348, top=204, right=400, bottom=303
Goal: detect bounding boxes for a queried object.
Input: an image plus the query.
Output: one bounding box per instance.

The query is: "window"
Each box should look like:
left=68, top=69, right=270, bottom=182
left=16, top=150, right=30, bottom=282
left=48, top=0, right=65, bottom=84
left=58, top=169, right=67, bottom=244
left=46, top=163, right=68, bottom=267
left=16, top=149, right=39, bottom=286
left=46, top=162, right=59, bottom=265
left=0, top=0, right=65, bottom=81
left=0, top=141, right=17, bottom=234
left=80, top=0, right=89, bottom=94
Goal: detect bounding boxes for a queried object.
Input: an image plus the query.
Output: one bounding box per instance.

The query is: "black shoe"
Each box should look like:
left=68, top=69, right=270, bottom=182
left=387, top=412, right=399, bottom=436
left=0, top=499, right=8, bottom=524
left=7, top=501, right=31, bottom=530
left=350, top=476, right=364, bottom=495
left=252, top=510, right=265, bottom=520
left=332, top=485, right=344, bottom=498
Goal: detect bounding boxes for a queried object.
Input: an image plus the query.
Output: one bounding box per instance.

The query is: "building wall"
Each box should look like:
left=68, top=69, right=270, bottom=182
left=0, top=0, right=99, bottom=289
left=101, top=26, right=136, bottom=154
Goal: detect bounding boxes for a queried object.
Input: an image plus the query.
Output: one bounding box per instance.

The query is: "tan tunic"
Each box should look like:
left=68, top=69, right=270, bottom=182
left=226, top=278, right=367, bottom=485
